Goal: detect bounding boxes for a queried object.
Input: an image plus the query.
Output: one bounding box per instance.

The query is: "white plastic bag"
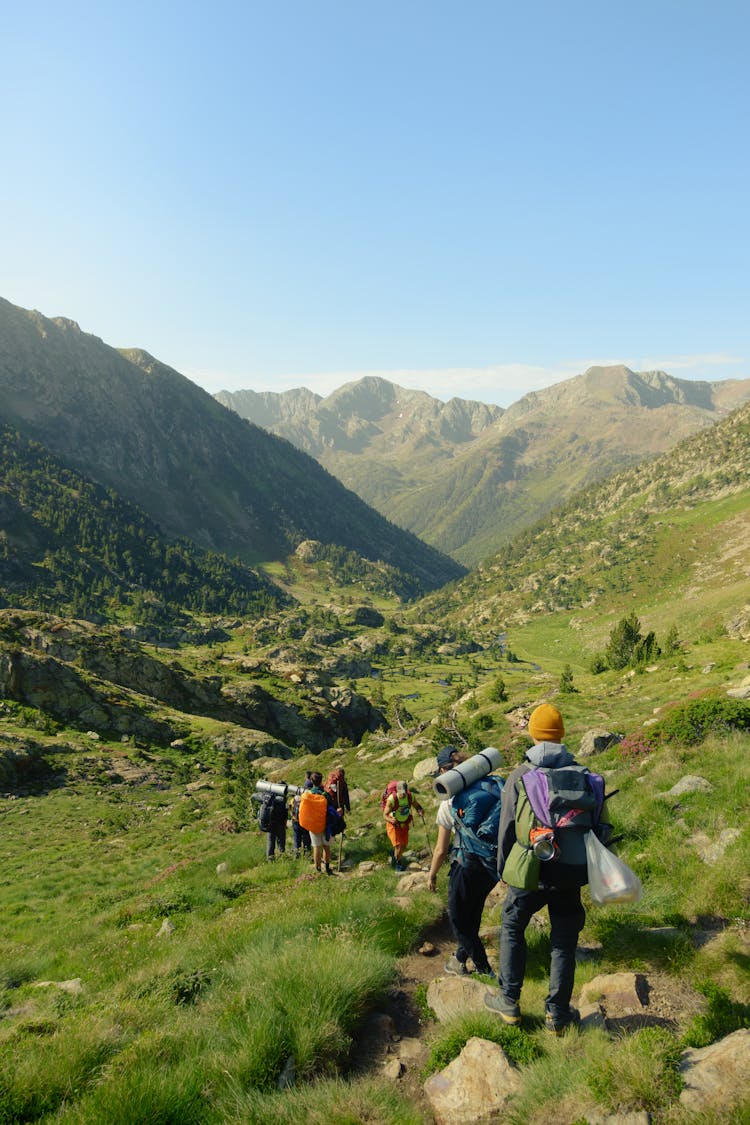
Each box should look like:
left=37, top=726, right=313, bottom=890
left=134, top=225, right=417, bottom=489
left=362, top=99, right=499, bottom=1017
left=585, top=831, right=643, bottom=905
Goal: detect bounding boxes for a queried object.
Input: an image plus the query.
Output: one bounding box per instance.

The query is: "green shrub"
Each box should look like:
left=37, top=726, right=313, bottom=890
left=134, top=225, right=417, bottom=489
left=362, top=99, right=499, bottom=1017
left=655, top=697, right=750, bottom=745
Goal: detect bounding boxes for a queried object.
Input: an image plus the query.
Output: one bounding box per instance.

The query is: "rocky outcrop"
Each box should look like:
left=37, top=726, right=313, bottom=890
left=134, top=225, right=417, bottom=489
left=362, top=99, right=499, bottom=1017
left=0, top=646, right=176, bottom=743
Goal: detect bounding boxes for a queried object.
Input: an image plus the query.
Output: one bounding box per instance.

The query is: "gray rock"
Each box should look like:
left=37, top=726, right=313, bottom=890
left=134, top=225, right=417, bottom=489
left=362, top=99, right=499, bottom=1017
left=424, top=1036, right=521, bottom=1125
left=426, top=976, right=491, bottom=1023
left=661, top=775, right=714, bottom=799
left=679, top=1028, right=750, bottom=1112
left=578, top=729, right=623, bottom=757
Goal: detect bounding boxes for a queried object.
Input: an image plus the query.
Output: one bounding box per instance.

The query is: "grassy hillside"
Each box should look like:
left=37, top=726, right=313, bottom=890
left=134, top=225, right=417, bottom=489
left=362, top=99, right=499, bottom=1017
left=1, top=399, right=750, bottom=1122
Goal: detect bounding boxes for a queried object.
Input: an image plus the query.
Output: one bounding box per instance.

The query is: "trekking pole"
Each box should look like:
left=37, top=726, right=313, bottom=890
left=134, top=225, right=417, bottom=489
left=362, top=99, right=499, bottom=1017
left=419, top=810, right=433, bottom=853
left=337, top=830, right=344, bottom=873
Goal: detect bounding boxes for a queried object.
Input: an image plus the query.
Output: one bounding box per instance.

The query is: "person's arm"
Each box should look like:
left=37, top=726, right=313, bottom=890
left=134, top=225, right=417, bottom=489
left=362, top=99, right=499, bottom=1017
left=384, top=796, right=397, bottom=824
left=427, top=825, right=453, bottom=891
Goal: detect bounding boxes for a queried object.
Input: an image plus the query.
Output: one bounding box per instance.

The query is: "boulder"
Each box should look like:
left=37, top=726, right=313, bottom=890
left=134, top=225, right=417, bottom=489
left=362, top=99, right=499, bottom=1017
left=679, top=1028, right=750, bottom=1113
left=426, top=976, right=492, bottom=1023
left=659, top=775, right=714, bottom=799
left=424, top=1036, right=521, bottom=1125
left=578, top=729, right=623, bottom=757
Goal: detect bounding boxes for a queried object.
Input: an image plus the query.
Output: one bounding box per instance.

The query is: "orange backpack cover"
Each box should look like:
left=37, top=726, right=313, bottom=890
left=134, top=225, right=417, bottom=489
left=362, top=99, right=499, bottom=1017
left=298, top=791, right=328, bottom=833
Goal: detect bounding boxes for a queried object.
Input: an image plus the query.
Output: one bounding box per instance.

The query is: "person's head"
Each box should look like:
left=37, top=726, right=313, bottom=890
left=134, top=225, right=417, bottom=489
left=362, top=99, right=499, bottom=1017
left=396, top=781, right=408, bottom=797
left=435, top=745, right=468, bottom=773
left=436, top=745, right=458, bottom=773
left=310, top=770, right=323, bottom=787
left=528, top=703, right=565, bottom=744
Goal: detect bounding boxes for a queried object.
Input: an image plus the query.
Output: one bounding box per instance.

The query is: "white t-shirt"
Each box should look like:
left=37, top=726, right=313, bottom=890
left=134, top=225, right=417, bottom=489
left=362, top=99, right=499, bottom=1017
left=436, top=799, right=454, bottom=831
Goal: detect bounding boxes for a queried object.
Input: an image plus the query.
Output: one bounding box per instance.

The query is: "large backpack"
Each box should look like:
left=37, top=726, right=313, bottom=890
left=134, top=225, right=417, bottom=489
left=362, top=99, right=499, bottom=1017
left=451, top=776, right=504, bottom=880
left=258, top=792, right=283, bottom=832
left=381, top=781, right=413, bottom=825
left=298, top=790, right=328, bottom=834
left=502, top=764, right=609, bottom=890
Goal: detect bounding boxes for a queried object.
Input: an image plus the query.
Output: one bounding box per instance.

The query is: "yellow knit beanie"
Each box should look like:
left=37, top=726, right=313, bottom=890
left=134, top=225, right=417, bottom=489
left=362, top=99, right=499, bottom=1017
left=528, top=703, right=565, bottom=743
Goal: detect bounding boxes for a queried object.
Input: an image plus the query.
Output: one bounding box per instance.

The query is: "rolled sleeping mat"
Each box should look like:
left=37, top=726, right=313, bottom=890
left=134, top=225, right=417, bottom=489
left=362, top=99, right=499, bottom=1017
left=254, top=780, right=305, bottom=798
left=433, top=746, right=503, bottom=798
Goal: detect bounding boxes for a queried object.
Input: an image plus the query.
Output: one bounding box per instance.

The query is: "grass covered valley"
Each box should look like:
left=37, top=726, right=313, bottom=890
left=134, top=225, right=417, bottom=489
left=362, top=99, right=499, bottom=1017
left=1, top=310, right=749, bottom=1123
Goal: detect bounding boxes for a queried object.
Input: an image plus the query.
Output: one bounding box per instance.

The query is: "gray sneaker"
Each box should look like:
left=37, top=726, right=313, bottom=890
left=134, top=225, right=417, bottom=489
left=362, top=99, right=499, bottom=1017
left=444, top=954, right=469, bottom=976
left=484, top=991, right=521, bottom=1024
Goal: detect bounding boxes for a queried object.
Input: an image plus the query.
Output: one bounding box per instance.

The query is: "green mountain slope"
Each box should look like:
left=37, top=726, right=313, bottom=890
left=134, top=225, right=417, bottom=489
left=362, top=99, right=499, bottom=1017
left=0, top=299, right=462, bottom=592
left=419, top=399, right=750, bottom=639
left=0, top=424, right=289, bottom=623
left=217, top=367, right=750, bottom=566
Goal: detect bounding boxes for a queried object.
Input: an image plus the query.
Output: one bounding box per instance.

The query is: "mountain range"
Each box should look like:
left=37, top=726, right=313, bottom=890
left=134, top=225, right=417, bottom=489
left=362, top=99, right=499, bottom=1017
left=217, top=368, right=750, bottom=565
left=0, top=298, right=462, bottom=595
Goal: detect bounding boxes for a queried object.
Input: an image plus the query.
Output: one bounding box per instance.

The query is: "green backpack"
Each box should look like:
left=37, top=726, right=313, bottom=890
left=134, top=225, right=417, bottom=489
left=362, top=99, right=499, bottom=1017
left=502, top=764, right=610, bottom=890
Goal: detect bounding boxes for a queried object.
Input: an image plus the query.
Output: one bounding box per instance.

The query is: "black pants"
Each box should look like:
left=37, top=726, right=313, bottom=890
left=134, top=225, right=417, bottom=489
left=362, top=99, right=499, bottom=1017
left=447, top=857, right=497, bottom=972
left=498, top=883, right=585, bottom=1020
left=292, top=822, right=311, bottom=855
left=266, top=824, right=286, bottom=858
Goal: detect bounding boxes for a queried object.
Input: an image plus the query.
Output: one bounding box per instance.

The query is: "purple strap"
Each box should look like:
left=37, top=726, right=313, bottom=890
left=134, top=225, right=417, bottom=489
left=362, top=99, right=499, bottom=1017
left=522, top=769, right=551, bottom=826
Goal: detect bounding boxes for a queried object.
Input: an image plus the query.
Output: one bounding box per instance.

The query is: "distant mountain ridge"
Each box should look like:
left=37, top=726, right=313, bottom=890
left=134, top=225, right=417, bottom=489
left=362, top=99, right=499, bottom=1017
left=0, top=298, right=462, bottom=593
left=217, top=367, right=750, bottom=565
left=421, top=396, right=750, bottom=636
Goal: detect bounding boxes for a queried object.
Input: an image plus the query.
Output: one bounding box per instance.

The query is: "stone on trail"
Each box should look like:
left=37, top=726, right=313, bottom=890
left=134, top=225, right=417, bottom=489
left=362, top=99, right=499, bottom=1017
left=424, top=1036, right=521, bottom=1125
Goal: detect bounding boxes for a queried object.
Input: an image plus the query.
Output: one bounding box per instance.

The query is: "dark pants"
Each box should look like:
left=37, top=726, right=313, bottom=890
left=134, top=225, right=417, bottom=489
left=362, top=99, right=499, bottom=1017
left=292, top=822, right=311, bottom=856
left=447, top=857, right=497, bottom=972
left=498, top=883, right=585, bottom=1020
left=266, top=824, right=286, bottom=859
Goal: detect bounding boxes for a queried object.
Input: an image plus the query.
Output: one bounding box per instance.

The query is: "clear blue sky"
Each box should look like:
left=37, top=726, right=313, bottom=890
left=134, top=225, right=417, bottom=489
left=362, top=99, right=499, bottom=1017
left=2, top=0, right=748, bottom=406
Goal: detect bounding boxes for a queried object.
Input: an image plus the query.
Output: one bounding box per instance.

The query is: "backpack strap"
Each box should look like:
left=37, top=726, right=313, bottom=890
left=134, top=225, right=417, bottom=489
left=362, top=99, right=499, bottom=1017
left=588, top=771, right=606, bottom=823
left=521, top=769, right=552, bottom=826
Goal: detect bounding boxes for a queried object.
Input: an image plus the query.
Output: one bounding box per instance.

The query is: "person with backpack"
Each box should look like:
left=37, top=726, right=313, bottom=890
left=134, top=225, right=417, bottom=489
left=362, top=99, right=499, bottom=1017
left=258, top=790, right=288, bottom=861
left=484, top=703, right=611, bottom=1034
left=324, top=767, right=350, bottom=816
left=290, top=774, right=313, bottom=860
left=298, top=771, right=337, bottom=875
left=383, top=780, right=424, bottom=871
left=427, top=745, right=503, bottom=978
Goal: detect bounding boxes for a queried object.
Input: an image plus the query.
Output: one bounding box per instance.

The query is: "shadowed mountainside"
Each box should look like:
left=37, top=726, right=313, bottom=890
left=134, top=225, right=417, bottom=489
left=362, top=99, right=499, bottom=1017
left=0, top=298, right=462, bottom=592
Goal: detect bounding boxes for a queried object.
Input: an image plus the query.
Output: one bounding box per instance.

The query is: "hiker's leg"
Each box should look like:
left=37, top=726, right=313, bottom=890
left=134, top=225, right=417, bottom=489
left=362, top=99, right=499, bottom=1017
left=464, top=863, right=498, bottom=971
left=312, top=843, right=323, bottom=871
left=546, top=887, right=585, bottom=1019
left=447, top=861, right=471, bottom=963
left=266, top=831, right=275, bottom=860
left=498, top=886, right=544, bottom=1001
left=278, top=824, right=286, bottom=854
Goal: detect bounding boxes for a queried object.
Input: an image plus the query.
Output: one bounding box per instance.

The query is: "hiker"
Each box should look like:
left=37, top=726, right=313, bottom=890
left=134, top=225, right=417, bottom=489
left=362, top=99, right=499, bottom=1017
left=298, top=771, right=337, bottom=875
left=383, top=780, right=424, bottom=871
left=485, top=703, right=610, bottom=1033
left=427, top=744, right=500, bottom=978
left=289, top=782, right=312, bottom=860
left=259, top=790, right=288, bottom=861
left=324, top=766, right=350, bottom=816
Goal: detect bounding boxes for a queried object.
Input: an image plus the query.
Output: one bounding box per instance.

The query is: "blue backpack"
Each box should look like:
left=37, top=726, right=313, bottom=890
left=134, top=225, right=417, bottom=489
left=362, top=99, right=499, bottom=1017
left=451, top=776, right=504, bottom=880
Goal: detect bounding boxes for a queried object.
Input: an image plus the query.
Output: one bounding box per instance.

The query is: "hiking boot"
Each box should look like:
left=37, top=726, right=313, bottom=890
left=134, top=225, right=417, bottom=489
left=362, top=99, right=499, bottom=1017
left=444, top=954, right=469, bottom=976
left=545, top=1007, right=580, bottom=1035
left=394, top=862, right=404, bottom=872
left=483, top=991, right=521, bottom=1024
left=325, top=864, right=334, bottom=876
